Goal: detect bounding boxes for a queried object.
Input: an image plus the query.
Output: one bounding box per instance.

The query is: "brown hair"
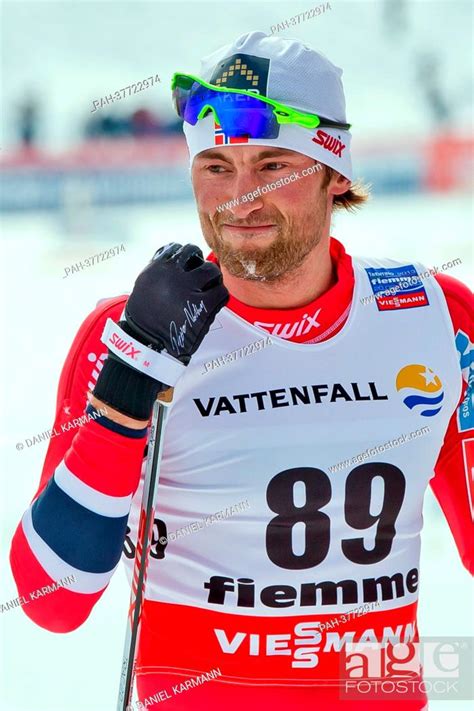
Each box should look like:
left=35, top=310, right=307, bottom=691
left=320, top=164, right=371, bottom=212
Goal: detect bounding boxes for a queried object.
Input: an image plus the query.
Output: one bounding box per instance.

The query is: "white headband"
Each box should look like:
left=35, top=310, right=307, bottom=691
left=183, top=113, right=352, bottom=180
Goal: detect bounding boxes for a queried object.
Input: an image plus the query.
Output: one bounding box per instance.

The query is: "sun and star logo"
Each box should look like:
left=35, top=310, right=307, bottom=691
left=396, top=364, right=444, bottom=418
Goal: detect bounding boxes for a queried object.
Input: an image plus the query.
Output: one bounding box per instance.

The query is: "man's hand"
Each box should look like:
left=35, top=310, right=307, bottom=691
left=92, top=243, right=229, bottom=421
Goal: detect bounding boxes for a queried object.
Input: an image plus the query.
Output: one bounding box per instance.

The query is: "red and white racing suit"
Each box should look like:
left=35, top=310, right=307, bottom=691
left=10, top=239, right=473, bottom=710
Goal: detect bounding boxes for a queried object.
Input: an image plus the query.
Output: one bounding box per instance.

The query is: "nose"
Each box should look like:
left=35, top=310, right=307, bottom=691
left=225, top=174, right=264, bottom=218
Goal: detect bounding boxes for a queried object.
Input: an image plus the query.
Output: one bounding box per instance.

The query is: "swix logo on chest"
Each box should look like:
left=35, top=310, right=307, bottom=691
left=109, top=332, right=141, bottom=360
left=312, top=130, right=345, bottom=157
left=254, top=308, right=321, bottom=339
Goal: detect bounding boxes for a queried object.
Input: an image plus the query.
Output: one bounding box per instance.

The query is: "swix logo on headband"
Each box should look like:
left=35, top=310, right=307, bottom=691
left=312, top=129, right=346, bottom=157
left=254, top=308, right=322, bottom=339
left=209, top=54, right=270, bottom=94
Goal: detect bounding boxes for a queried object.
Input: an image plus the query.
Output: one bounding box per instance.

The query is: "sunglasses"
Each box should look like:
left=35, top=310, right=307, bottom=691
left=171, top=72, right=351, bottom=139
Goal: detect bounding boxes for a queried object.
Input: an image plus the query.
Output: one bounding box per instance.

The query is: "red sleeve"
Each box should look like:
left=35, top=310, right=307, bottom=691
left=9, top=295, right=148, bottom=632
left=431, top=274, right=474, bottom=574
left=35, top=295, right=127, bottom=497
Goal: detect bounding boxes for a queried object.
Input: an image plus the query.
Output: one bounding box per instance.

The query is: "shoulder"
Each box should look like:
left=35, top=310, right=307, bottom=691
left=55, top=294, right=128, bottom=414
left=434, top=274, right=473, bottom=333
left=68, top=294, right=128, bottom=353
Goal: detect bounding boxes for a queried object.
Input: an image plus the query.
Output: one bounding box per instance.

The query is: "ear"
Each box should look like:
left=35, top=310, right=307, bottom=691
left=328, top=172, right=351, bottom=197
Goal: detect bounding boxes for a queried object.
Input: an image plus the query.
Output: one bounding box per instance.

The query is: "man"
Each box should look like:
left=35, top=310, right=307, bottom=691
left=10, top=31, right=473, bottom=710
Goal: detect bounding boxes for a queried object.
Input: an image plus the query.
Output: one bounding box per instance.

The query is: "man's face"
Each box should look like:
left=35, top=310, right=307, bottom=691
left=191, top=146, right=332, bottom=283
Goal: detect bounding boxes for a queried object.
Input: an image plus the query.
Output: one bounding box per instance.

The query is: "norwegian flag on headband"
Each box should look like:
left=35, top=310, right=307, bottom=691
left=214, top=121, right=249, bottom=146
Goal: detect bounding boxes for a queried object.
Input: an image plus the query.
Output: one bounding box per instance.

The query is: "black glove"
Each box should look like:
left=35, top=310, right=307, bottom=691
left=93, top=243, right=229, bottom=419
left=125, top=242, right=228, bottom=364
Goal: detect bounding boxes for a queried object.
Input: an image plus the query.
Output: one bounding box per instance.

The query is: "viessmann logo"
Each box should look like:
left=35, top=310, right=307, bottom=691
left=108, top=332, right=141, bottom=360
left=311, top=129, right=346, bottom=157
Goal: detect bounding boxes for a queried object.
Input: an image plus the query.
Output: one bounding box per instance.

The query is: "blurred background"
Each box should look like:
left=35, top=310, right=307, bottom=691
left=0, top=1, right=472, bottom=709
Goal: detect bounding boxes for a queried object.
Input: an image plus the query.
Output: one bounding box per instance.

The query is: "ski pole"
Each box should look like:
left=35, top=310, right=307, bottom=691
left=117, top=387, right=174, bottom=710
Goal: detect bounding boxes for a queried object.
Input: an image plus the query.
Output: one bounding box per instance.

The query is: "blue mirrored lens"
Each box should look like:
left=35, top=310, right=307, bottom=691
left=177, top=83, right=280, bottom=139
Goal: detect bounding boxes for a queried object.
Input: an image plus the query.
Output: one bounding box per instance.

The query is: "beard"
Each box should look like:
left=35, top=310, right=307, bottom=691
left=199, top=190, right=328, bottom=283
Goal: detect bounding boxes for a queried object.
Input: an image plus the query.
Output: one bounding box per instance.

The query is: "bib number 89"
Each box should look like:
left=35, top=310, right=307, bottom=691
left=265, top=463, right=406, bottom=570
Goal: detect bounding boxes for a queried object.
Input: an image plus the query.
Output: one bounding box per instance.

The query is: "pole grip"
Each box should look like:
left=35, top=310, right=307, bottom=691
left=157, top=387, right=174, bottom=404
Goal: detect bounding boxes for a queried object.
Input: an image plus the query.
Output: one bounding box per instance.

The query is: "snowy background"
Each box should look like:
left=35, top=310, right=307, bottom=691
left=0, top=1, right=473, bottom=709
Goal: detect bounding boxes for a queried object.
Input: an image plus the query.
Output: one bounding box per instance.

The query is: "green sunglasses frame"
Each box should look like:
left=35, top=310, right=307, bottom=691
left=171, top=72, right=351, bottom=132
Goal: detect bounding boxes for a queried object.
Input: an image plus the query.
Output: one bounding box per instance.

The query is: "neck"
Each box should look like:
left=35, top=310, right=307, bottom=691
left=220, top=236, right=335, bottom=309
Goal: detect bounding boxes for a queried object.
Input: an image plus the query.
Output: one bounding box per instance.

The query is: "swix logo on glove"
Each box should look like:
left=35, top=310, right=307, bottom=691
left=109, top=332, right=141, bottom=360
left=312, top=130, right=346, bottom=157
left=101, top=318, right=187, bottom=386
